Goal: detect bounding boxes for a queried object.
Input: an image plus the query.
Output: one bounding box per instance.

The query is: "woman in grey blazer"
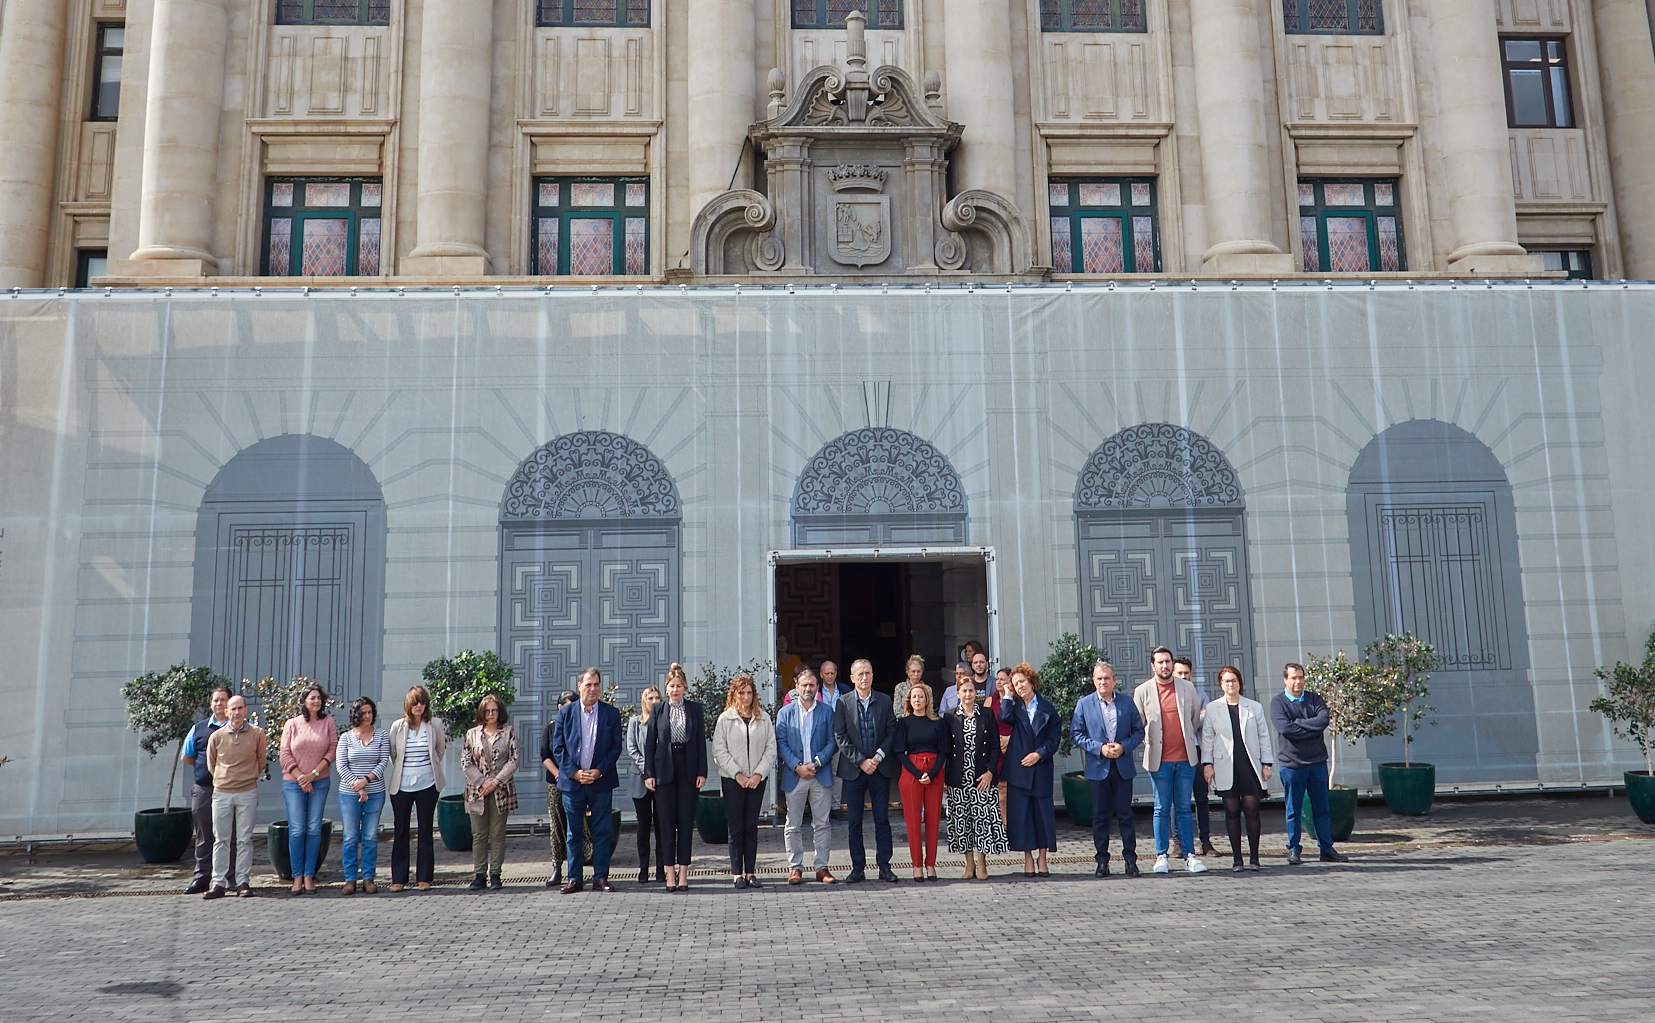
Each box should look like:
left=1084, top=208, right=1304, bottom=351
left=1200, top=666, right=1274, bottom=873
left=625, top=686, right=666, bottom=884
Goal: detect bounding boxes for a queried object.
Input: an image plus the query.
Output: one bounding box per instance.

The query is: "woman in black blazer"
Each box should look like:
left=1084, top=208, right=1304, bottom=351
left=644, top=663, right=706, bottom=892
left=944, top=676, right=1008, bottom=880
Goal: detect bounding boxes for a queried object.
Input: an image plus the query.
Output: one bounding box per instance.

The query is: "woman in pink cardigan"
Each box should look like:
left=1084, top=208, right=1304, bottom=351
left=280, top=684, right=338, bottom=894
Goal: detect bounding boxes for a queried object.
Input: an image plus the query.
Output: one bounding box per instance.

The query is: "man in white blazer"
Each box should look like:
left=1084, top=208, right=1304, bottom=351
left=1132, top=647, right=1207, bottom=875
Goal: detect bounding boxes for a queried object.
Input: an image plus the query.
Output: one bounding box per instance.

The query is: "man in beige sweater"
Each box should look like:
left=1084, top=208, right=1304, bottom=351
left=203, top=695, right=265, bottom=899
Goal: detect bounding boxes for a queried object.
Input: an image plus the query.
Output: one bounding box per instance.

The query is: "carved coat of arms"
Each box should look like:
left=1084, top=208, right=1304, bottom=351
left=827, top=163, right=891, bottom=268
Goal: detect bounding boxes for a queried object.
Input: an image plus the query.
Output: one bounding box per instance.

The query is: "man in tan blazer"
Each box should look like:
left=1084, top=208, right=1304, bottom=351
left=1132, top=647, right=1207, bottom=875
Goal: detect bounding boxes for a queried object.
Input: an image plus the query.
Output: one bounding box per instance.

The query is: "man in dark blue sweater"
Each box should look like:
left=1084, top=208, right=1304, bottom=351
left=1269, top=663, right=1350, bottom=865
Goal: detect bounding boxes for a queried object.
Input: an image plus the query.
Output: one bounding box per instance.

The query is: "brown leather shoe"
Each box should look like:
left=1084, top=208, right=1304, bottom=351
left=815, top=868, right=836, bottom=884
left=363, top=880, right=377, bottom=894
left=592, top=878, right=615, bottom=892
left=560, top=879, right=585, bottom=894
left=389, top=883, right=404, bottom=893
left=340, top=881, right=356, bottom=896
left=787, top=868, right=804, bottom=885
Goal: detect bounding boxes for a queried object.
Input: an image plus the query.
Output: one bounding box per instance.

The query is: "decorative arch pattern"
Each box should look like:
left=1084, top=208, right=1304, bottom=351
left=1074, top=422, right=1243, bottom=511
left=791, top=427, right=967, bottom=546
left=502, top=430, right=681, bottom=522
left=1072, top=423, right=1253, bottom=691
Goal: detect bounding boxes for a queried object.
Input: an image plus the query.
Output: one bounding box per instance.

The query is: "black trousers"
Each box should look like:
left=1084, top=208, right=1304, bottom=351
left=656, top=744, right=699, bottom=865
left=632, top=793, right=664, bottom=874
left=1089, top=772, right=1137, bottom=865
left=721, top=777, right=766, bottom=874
left=842, top=770, right=893, bottom=872
left=1192, top=765, right=1213, bottom=844
left=389, top=785, right=438, bottom=885
left=190, top=783, right=233, bottom=885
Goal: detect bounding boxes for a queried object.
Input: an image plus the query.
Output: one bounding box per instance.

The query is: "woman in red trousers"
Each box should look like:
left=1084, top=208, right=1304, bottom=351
left=891, top=683, right=948, bottom=881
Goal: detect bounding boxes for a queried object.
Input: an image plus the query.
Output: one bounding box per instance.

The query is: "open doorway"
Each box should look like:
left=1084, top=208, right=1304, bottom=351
left=769, top=548, right=997, bottom=701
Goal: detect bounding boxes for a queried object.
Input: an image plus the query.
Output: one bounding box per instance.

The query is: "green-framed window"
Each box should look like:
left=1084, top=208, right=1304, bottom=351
left=1283, top=0, right=1382, bottom=35
left=531, top=177, right=650, bottom=276
left=1536, top=249, right=1592, bottom=280
left=1048, top=178, right=1160, bottom=274
left=1501, top=37, right=1573, bottom=128
left=75, top=249, right=109, bottom=289
left=793, top=0, right=902, bottom=31
left=1039, top=0, right=1146, bottom=33
left=275, top=0, right=390, bottom=26
left=261, top=178, right=383, bottom=277
left=537, top=0, right=648, bottom=27
left=90, top=24, right=124, bottom=121
left=1298, top=179, right=1403, bottom=273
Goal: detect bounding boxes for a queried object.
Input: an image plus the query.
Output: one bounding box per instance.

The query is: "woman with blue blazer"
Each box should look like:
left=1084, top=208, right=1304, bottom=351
left=998, top=662, right=1062, bottom=877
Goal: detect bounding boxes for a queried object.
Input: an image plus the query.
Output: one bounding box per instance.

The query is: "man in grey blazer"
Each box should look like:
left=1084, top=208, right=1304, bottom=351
left=833, top=658, right=899, bottom=883
left=1132, top=647, right=1208, bottom=875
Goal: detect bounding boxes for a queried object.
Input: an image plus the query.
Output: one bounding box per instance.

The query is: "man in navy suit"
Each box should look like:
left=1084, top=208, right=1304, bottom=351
left=1072, top=659, right=1145, bottom=877
left=551, top=667, right=623, bottom=893
left=776, top=666, right=839, bottom=884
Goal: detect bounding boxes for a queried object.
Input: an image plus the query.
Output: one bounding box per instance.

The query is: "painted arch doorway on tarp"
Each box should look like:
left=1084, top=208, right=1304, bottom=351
left=189, top=434, right=388, bottom=696
left=498, top=430, right=682, bottom=805
left=1073, top=423, right=1255, bottom=692
left=1347, top=419, right=1537, bottom=784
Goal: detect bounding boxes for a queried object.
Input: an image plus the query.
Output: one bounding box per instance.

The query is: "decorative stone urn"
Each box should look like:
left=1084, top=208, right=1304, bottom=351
left=689, top=11, right=1032, bottom=277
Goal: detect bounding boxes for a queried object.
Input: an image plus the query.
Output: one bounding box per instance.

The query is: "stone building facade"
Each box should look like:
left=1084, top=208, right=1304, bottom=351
left=2, top=0, right=1655, bottom=287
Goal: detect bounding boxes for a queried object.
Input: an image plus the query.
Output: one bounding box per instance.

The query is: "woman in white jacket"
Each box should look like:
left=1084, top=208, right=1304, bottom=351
left=712, top=674, right=778, bottom=889
left=1200, top=666, right=1274, bottom=873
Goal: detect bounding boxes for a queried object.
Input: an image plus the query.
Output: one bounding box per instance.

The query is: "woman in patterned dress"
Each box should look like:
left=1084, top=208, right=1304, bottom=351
left=945, top=676, right=1008, bottom=879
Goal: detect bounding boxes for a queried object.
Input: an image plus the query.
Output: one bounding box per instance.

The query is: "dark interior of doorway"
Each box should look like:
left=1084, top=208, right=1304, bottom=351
left=775, top=559, right=988, bottom=697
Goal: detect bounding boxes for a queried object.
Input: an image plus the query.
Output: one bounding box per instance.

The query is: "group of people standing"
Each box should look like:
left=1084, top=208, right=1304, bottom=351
left=179, top=644, right=1349, bottom=899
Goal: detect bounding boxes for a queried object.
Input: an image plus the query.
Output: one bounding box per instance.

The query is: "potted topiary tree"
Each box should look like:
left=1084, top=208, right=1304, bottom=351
left=1590, top=626, right=1655, bottom=825
left=1037, top=633, right=1102, bottom=827
left=687, top=658, right=774, bottom=844
left=1303, top=650, right=1396, bottom=842
left=422, top=650, right=517, bottom=851
left=121, top=663, right=228, bottom=863
left=247, top=675, right=340, bottom=879
left=1365, top=634, right=1440, bottom=815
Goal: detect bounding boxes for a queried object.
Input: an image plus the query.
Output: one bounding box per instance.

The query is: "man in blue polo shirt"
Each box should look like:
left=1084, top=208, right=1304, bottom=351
left=1269, top=662, right=1350, bottom=866
left=179, top=685, right=235, bottom=894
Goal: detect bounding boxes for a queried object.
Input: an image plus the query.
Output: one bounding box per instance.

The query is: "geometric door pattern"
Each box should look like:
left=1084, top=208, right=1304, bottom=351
left=1074, top=424, right=1254, bottom=694
left=498, top=431, right=681, bottom=804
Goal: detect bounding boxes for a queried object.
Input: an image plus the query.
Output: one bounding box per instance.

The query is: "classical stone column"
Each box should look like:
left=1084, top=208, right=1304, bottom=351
left=1187, top=0, right=1291, bottom=273
left=1426, top=0, right=1532, bottom=273
left=687, top=0, right=757, bottom=218
left=0, top=0, right=70, bottom=287
left=1594, top=0, right=1655, bottom=278
left=944, top=0, right=1016, bottom=198
left=129, top=0, right=230, bottom=276
left=405, top=0, right=494, bottom=276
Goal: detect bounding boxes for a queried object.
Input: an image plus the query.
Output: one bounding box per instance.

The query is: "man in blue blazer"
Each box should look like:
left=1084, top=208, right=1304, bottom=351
left=551, top=667, right=623, bottom=893
left=1072, top=659, right=1145, bottom=877
left=776, top=667, right=839, bottom=884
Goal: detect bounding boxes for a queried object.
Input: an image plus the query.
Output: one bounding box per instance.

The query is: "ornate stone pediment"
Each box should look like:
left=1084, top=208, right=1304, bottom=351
left=688, top=10, right=1031, bottom=278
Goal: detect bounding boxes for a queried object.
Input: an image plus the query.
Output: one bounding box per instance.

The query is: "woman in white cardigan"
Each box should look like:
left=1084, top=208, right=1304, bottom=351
left=711, top=675, right=777, bottom=889
left=1200, top=667, right=1274, bottom=873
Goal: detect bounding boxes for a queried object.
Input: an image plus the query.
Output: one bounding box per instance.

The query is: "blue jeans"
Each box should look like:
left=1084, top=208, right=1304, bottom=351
left=337, top=790, right=385, bottom=881
left=1148, top=760, right=1196, bottom=856
left=281, top=778, right=331, bottom=879
left=561, top=786, right=615, bottom=882
left=1279, top=762, right=1335, bottom=855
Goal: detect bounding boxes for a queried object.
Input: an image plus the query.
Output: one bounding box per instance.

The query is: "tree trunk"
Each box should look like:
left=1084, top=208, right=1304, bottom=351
left=165, top=737, right=183, bottom=811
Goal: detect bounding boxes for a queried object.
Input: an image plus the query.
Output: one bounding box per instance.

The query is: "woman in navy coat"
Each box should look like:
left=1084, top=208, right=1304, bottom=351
left=998, top=662, right=1062, bottom=876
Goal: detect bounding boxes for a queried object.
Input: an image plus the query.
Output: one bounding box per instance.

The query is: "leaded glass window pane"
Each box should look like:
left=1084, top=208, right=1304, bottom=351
left=538, top=0, right=647, bottom=27
left=269, top=219, right=293, bottom=276
left=301, top=218, right=350, bottom=276
left=1080, top=218, right=1124, bottom=273
left=1051, top=218, right=1073, bottom=270
left=1040, top=0, right=1146, bottom=32
left=305, top=182, right=352, bottom=208
left=1132, top=216, right=1155, bottom=271
left=272, top=183, right=295, bottom=208
left=1079, top=183, right=1121, bottom=206
left=276, top=0, right=390, bottom=25
left=1131, top=182, right=1152, bottom=206
left=1298, top=183, right=1315, bottom=207
left=1049, top=183, right=1069, bottom=208
left=1323, top=183, right=1365, bottom=206
left=531, top=176, right=649, bottom=276
left=1299, top=178, right=1403, bottom=273
left=1299, top=217, right=1319, bottom=272
left=1376, top=216, right=1400, bottom=272
left=794, top=0, right=902, bottom=30
left=1283, top=0, right=1382, bottom=35
left=358, top=218, right=381, bottom=276
left=1374, top=182, right=1394, bottom=207
left=1324, top=217, right=1371, bottom=272
left=1048, top=177, right=1158, bottom=273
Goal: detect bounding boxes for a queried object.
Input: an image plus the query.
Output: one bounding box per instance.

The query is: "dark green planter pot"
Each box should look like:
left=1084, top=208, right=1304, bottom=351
left=437, top=794, right=472, bottom=852
left=1625, top=771, right=1655, bottom=825
left=267, top=819, right=334, bottom=881
left=134, top=807, right=194, bottom=863
left=695, top=792, right=726, bottom=845
left=1060, top=771, right=1093, bottom=827
left=1377, top=762, right=1436, bottom=816
left=1303, top=785, right=1358, bottom=843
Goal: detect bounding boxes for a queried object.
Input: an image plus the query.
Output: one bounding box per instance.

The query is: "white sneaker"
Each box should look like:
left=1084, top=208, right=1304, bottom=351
left=1152, top=854, right=1170, bottom=874
left=1186, top=856, right=1208, bottom=874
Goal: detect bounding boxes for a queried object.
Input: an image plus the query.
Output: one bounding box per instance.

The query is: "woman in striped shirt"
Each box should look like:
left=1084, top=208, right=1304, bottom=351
left=387, top=685, right=446, bottom=892
left=335, top=697, right=391, bottom=894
